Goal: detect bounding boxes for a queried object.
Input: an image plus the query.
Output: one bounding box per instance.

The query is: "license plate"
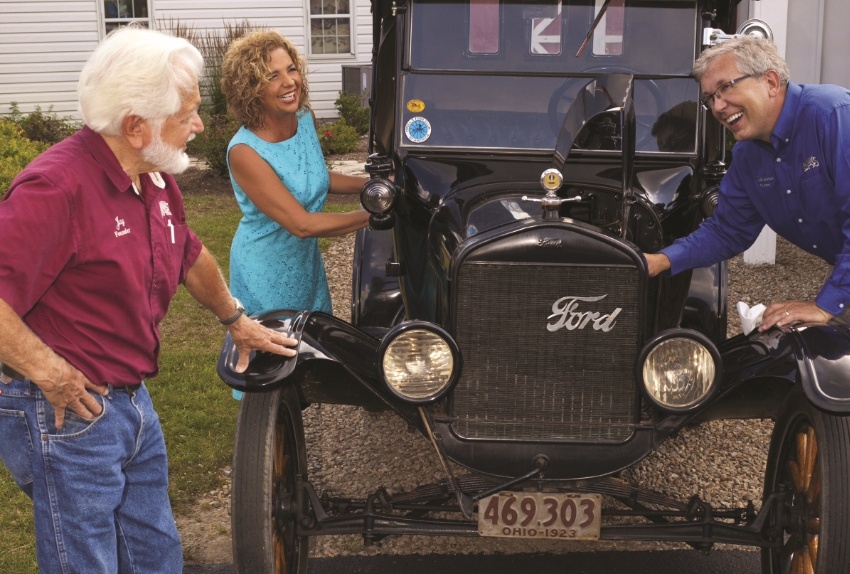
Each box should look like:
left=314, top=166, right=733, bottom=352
left=477, top=492, right=602, bottom=540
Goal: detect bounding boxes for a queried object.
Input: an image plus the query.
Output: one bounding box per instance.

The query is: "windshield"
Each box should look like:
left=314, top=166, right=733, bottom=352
left=401, top=0, right=701, bottom=153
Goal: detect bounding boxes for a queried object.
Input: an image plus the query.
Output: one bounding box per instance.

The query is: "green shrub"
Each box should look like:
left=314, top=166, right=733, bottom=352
left=335, top=91, right=370, bottom=135
left=318, top=120, right=359, bottom=156
left=159, top=18, right=257, bottom=119
left=0, top=119, right=49, bottom=197
left=190, top=113, right=242, bottom=178
left=196, top=21, right=257, bottom=117
left=159, top=18, right=257, bottom=178
left=8, top=102, right=79, bottom=145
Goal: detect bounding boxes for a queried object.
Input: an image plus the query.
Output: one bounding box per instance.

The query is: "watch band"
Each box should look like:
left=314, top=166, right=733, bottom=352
left=220, top=298, right=244, bottom=326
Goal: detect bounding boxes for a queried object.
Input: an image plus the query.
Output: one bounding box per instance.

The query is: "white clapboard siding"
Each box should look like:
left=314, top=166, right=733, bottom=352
left=0, top=0, right=100, bottom=117
left=1, top=0, right=373, bottom=121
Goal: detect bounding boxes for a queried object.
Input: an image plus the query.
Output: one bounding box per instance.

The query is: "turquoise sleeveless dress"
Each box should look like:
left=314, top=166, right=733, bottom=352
left=227, top=110, right=332, bottom=317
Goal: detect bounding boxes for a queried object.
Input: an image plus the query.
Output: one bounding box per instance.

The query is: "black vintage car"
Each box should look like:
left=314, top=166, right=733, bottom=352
left=218, top=1, right=850, bottom=572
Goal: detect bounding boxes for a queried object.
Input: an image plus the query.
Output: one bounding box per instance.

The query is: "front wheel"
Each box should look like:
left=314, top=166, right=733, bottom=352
left=231, top=386, right=309, bottom=574
left=762, top=388, right=850, bottom=573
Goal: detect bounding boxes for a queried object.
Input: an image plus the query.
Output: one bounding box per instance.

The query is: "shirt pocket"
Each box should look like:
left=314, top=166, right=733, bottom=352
left=159, top=219, right=191, bottom=296
left=797, top=168, right=835, bottom=222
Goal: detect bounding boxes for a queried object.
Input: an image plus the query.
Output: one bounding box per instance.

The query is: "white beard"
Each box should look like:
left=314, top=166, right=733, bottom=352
left=143, top=132, right=192, bottom=174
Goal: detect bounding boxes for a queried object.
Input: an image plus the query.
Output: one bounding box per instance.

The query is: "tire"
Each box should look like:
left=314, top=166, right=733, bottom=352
left=231, top=387, right=309, bottom=574
left=762, top=388, right=850, bottom=574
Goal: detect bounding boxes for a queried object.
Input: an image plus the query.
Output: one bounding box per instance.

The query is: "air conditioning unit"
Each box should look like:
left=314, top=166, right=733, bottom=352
left=341, top=65, right=372, bottom=107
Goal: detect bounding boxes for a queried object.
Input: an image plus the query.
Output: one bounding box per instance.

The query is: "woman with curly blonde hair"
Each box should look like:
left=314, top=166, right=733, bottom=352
left=221, top=31, right=310, bottom=129
left=220, top=30, right=369, bottom=374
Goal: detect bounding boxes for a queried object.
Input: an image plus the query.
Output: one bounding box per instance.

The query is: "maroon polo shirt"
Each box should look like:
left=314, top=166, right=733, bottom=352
left=0, top=126, right=203, bottom=386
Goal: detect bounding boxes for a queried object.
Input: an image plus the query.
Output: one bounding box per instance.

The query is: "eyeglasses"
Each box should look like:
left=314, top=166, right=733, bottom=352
left=699, top=74, right=754, bottom=110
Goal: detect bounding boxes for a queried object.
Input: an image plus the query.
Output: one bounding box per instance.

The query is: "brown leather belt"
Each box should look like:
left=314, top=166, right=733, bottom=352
left=114, top=383, right=143, bottom=393
left=0, top=363, right=26, bottom=381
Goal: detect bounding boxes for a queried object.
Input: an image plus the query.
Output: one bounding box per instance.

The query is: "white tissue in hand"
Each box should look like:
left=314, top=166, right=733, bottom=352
left=737, top=301, right=766, bottom=335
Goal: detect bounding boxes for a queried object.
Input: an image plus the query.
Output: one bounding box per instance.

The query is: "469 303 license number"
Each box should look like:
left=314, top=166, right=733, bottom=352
left=477, top=492, right=602, bottom=540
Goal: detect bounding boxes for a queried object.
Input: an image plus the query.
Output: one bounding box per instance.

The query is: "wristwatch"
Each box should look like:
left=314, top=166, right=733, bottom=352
left=219, top=298, right=244, bottom=326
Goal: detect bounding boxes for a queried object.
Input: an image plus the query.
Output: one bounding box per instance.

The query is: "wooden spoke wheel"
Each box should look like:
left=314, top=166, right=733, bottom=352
left=231, top=387, right=309, bottom=574
left=762, top=388, right=850, bottom=574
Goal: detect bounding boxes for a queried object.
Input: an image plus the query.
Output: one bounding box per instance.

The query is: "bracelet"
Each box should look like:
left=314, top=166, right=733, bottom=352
left=220, top=298, right=244, bottom=326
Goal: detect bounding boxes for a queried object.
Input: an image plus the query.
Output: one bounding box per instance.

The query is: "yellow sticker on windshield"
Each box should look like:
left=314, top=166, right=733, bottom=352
left=407, top=99, right=426, bottom=113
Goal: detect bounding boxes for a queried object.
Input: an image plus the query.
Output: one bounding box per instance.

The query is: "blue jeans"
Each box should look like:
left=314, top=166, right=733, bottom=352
left=0, top=378, right=182, bottom=574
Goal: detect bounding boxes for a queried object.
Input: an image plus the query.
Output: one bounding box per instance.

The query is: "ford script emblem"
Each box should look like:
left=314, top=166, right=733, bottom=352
left=547, top=295, right=622, bottom=332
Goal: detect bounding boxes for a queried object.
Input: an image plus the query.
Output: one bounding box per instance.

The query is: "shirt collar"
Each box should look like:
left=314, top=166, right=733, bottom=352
left=79, top=125, right=134, bottom=193
left=771, top=81, right=802, bottom=149
left=79, top=126, right=168, bottom=193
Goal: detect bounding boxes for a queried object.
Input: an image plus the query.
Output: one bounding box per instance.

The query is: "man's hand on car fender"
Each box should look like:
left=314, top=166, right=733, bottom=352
left=759, top=300, right=832, bottom=332
left=226, top=315, right=298, bottom=373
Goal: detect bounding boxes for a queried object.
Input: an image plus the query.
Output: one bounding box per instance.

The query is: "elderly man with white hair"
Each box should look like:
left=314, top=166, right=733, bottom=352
left=0, top=26, right=297, bottom=573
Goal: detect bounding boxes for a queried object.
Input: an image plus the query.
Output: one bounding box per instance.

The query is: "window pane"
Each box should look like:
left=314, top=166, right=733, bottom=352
left=104, top=0, right=149, bottom=18
left=592, top=0, right=624, bottom=56
left=311, top=17, right=351, bottom=54
left=338, top=33, right=351, bottom=52
left=131, top=0, right=149, bottom=18
left=311, top=20, right=325, bottom=52
left=530, top=0, right=562, bottom=55
left=469, top=0, right=499, bottom=54
left=104, top=1, right=120, bottom=17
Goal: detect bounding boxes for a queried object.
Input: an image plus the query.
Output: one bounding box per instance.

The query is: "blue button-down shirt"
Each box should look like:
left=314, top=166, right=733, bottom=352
left=661, top=82, right=850, bottom=315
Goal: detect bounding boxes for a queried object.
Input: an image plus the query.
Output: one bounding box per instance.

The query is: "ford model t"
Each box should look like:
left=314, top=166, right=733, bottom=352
left=218, top=1, right=850, bottom=572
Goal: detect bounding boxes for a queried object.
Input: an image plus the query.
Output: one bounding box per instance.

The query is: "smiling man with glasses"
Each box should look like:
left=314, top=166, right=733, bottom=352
left=644, top=35, right=850, bottom=332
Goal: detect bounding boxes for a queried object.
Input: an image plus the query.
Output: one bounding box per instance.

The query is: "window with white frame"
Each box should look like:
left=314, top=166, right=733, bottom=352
left=309, top=0, right=353, bottom=55
left=103, top=0, right=151, bottom=34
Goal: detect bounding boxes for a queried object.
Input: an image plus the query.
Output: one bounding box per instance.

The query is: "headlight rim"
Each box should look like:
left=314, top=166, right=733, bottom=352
left=636, top=328, right=722, bottom=414
left=360, top=177, right=398, bottom=215
left=377, top=321, right=462, bottom=405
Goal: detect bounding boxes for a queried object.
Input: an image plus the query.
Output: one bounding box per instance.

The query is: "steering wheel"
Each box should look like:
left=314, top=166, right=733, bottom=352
left=546, top=67, right=665, bottom=151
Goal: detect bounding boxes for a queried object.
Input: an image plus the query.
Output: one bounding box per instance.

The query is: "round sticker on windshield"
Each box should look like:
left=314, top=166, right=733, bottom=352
left=407, top=99, right=426, bottom=113
left=405, top=116, right=432, bottom=143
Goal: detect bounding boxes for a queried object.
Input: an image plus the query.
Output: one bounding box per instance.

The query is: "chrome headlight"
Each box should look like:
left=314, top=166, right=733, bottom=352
left=379, top=322, right=461, bottom=404
left=360, top=177, right=397, bottom=214
left=637, top=330, right=721, bottom=413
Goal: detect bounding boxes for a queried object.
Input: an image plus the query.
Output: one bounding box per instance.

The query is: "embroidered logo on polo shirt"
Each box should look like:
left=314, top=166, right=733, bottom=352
left=159, top=201, right=172, bottom=217
left=115, top=216, right=131, bottom=237
left=758, top=175, right=775, bottom=188
left=802, top=156, right=820, bottom=172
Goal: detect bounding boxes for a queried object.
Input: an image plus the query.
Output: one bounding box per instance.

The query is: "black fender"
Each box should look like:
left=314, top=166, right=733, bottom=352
left=682, top=261, right=728, bottom=344
left=217, top=310, right=421, bottom=425
left=351, top=226, right=404, bottom=336
left=792, top=324, right=850, bottom=412
left=711, top=323, right=850, bottom=417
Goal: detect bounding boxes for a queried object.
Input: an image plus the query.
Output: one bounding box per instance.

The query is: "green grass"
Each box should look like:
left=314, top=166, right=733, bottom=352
left=0, top=180, right=359, bottom=572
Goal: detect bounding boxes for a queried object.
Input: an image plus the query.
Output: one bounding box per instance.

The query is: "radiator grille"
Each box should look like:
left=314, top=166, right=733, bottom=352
left=451, top=262, right=640, bottom=442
